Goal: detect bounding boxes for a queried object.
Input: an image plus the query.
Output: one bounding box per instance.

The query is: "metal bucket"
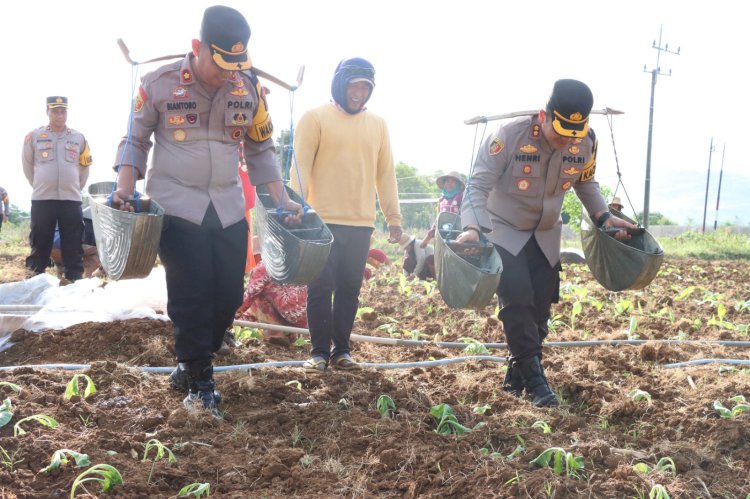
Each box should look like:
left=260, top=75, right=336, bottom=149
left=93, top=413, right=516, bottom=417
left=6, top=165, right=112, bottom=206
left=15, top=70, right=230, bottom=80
left=581, top=211, right=664, bottom=291
left=434, top=212, right=502, bottom=309
left=255, top=185, right=333, bottom=284
left=87, top=182, right=164, bottom=280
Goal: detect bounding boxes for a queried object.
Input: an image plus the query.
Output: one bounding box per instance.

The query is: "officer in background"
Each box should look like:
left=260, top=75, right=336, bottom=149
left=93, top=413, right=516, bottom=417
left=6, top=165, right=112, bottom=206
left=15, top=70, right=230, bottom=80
left=0, top=186, right=9, bottom=232
left=22, top=96, right=92, bottom=282
left=458, top=79, right=635, bottom=407
left=111, top=5, right=302, bottom=418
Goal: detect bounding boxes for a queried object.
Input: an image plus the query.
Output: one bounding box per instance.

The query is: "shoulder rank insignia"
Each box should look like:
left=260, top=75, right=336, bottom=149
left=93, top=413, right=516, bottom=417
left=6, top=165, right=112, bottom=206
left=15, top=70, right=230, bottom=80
left=181, top=70, right=193, bottom=84
left=489, top=138, right=504, bottom=155
left=530, top=123, right=541, bottom=139
left=519, top=144, right=538, bottom=154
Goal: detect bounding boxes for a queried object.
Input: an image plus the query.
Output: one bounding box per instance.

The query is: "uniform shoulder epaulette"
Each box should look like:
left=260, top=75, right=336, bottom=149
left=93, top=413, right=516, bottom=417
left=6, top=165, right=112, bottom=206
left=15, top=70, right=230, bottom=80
left=143, top=59, right=183, bottom=85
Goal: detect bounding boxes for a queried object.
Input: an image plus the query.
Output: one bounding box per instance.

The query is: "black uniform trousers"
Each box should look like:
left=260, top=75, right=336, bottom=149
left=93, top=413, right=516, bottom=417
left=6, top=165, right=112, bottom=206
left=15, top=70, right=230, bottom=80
left=495, top=236, right=560, bottom=362
left=160, top=205, right=247, bottom=362
left=307, top=224, right=373, bottom=360
left=26, top=200, right=84, bottom=280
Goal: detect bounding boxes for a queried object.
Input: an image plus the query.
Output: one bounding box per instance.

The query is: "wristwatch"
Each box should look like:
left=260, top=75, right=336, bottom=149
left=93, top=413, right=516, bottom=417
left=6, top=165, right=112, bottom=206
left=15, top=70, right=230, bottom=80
left=596, top=211, right=612, bottom=228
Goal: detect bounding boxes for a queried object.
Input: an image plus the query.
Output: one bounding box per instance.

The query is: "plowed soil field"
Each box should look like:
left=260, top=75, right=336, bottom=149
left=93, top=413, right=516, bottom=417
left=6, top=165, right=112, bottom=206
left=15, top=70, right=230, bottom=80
left=1, top=257, right=749, bottom=498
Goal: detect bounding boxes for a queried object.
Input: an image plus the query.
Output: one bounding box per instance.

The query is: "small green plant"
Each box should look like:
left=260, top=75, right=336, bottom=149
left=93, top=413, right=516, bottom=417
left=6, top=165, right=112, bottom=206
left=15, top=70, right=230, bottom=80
left=178, top=482, right=210, bottom=497
left=627, top=316, right=639, bottom=340
left=142, top=439, right=176, bottom=484
left=0, top=445, right=23, bottom=472
left=614, top=298, right=632, bottom=315
left=0, top=382, right=21, bottom=393
left=473, top=404, right=491, bottom=415
left=376, top=394, right=396, bottom=419
left=633, top=456, right=676, bottom=476
left=14, top=414, right=59, bottom=436
left=70, top=463, right=123, bottom=498
left=628, top=388, right=652, bottom=404
left=505, top=434, right=526, bottom=461
left=430, top=403, right=472, bottom=435
left=64, top=374, right=97, bottom=401
left=529, top=447, right=585, bottom=479
left=531, top=420, right=552, bottom=434
left=355, top=306, right=374, bottom=318
left=292, top=337, right=309, bottom=347
left=460, top=337, right=491, bottom=355
left=40, top=449, right=91, bottom=473
left=0, top=398, right=13, bottom=428
left=649, top=484, right=670, bottom=499
left=285, top=380, right=303, bottom=392
left=713, top=395, right=749, bottom=419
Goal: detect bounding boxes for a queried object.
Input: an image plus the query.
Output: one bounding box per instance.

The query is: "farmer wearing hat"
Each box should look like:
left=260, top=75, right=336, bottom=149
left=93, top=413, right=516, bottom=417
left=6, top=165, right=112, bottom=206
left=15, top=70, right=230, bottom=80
left=458, top=79, right=635, bottom=407
left=110, top=5, right=303, bottom=418
left=609, top=196, right=624, bottom=212
left=22, top=96, right=92, bottom=283
left=399, top=233, right=435, bottom=281
left=421, top=170, right=466, bottom=248
left=291, top=57, right=403, bottom=372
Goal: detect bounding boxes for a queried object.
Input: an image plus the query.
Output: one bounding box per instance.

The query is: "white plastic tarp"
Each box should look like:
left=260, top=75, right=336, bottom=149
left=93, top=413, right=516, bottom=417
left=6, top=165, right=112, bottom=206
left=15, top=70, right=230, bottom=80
left=0, top=269, right=169, bottom=353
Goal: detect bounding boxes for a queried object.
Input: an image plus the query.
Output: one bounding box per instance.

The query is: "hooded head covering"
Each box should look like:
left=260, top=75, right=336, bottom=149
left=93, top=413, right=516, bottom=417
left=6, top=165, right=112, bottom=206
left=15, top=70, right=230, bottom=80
left=331, top=57, right=375, bottom=114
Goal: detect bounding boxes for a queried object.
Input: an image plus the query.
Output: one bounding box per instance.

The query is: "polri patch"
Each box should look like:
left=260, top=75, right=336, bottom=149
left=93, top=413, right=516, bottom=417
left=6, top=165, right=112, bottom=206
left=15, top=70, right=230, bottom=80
left=489, top=138, right=504, bottom=155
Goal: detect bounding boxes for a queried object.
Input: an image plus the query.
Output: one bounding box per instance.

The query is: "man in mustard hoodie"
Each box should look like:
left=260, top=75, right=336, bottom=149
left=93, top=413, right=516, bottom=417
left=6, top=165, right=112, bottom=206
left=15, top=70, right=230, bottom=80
left=291, top=57, right=402, bottom=371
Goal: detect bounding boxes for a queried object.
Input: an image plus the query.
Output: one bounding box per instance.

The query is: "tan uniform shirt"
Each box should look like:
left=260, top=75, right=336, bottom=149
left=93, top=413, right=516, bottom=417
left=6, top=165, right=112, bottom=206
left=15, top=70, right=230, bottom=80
left=114, top=54, right=279, bottom=227
left=22, top=126, right=91, bottom=201
left=461, top=115, right=607, bottom=266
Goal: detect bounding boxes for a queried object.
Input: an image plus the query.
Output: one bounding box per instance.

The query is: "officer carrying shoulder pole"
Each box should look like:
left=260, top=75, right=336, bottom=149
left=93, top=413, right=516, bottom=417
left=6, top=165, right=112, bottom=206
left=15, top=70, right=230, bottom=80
left=110, top=5, right=303, bottom=418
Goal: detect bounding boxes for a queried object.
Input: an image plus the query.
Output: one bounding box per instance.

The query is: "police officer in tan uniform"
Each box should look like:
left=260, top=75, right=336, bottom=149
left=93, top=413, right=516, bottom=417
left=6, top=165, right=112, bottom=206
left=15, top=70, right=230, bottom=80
left=459, top=79, right=635, bottom=407
left=111, top=5, right=302, bottom=418
left=22, top=96, right=92, bottom=281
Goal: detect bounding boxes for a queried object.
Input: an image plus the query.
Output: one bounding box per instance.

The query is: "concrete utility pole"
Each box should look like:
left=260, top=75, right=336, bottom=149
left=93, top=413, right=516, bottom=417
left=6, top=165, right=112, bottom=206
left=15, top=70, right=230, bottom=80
left=643, top=25, right=679, bottom=229
left=712, top=144, right=726, bottom=231
left=701, top=138, right=715, bottom=233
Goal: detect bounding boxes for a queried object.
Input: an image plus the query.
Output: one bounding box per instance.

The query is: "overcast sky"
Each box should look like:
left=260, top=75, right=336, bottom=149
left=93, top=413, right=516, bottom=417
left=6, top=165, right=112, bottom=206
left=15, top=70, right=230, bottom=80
left=1, top=0, right=747, bottom=225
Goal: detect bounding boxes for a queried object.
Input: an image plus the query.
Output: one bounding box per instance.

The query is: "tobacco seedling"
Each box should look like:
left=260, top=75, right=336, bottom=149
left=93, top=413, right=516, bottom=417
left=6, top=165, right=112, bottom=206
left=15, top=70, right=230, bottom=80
left=0, top=382, right=21, bottom=394
left=0, top=399, right=13, bottom=428
left=142, top=439, right=176, bottom=484
left=285, top=380, right=303, bottom=392
left=40, top=449, right=91, bottom=473
left=627, top=316, right=639, bottom=340
left=70, top=463, right=123, bottom=498
left=460, top=338, right=490, bottom=355
left=376, top=394, right=396, bottom=419
left=473, top=404, right=491, bottom=415
left=13, top=414, right=59, bottom=436
left=649, top=484, right=670, bottom=499
left=505, top=434, right=526, bottom=461
left=431, top=403, right=472, bottom=435
left=529, top=447, right=585, bottom=479
left=628, top=389, right=652, bottom=404
left=64, top=374, right=97, bottom=401
left=713, top=395, right=749, bottom=419
left=531, top=420, right=552, bottom=434
left=178, top=482, right=210, bottom=497
left=633, top=456, right=676, bottom=476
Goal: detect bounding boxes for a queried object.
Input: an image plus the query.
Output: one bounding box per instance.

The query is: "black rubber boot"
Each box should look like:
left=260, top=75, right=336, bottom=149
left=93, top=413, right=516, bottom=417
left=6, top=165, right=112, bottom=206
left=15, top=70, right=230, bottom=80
left=516, top=356, right=559, bottom=407
left=502, top=360, right=525, bottom=397
left=182, top=360, right=222, bottom=419
left=170, top=363, right=221, bottom=403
